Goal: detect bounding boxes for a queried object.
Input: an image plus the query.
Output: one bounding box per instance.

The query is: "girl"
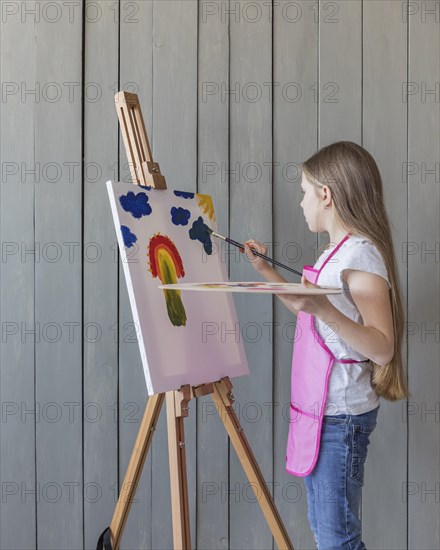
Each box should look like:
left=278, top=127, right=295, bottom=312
left=243, top=141, right=410, bottom=549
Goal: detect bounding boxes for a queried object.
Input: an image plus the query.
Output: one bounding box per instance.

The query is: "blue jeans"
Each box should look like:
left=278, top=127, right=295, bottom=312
left=304, top=405, right=380, bottom=550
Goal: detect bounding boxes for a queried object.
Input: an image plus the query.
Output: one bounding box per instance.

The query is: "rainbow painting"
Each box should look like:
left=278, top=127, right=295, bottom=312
left=106, top=181, right=249, bottom=396
left=148, top=234, right=187, bottom=326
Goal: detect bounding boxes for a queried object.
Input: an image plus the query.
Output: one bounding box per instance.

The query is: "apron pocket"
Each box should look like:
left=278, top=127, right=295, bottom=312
left=286, top=403, right=322, bottom=476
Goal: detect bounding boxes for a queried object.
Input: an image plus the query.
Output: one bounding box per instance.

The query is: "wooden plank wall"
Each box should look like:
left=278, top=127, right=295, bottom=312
left=1, top=1, right=439, bottom=549
left=1, top=6, right=37, bottom=550
left=84, top=1, right=119, bottom=547
left=363, top=3, right=408, bottom=549
left=407, top=1, right=440, bottom=549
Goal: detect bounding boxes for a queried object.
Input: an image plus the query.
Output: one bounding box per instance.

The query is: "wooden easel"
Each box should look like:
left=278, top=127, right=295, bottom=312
left=97, top=91, right=294, bottom=550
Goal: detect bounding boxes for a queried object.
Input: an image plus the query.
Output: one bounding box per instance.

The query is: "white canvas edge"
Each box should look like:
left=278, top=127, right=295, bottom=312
left=106, top=179, right=154, bottom=395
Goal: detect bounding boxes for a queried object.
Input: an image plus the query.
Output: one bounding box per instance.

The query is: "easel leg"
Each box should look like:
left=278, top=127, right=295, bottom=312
left=166, top=391, right=192, bottom=550
left=107, top=393, right=165, bottom=550
left=211, top=379, right=294, bottom=550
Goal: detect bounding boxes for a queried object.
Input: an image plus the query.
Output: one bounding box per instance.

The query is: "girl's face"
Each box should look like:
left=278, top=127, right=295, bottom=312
left=299, top=173, right=326, bottom=232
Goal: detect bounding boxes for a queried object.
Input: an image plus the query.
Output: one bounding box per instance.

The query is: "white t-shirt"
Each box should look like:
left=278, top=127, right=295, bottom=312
left=312, top=233, right=391, bottom=416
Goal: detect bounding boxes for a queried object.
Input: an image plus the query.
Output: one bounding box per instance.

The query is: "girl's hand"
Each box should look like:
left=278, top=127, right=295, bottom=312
left=242, top=239, right=271, bottom=274
left=275, top=275, right=332, bottom=317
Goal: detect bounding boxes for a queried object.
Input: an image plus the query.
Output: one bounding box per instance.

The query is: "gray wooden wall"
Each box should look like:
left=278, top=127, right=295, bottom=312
left=1, top=1, right=439, bottom=549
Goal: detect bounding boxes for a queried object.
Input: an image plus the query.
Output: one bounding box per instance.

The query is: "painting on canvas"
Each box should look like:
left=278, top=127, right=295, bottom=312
left=106, top=180, right=250, bottom=395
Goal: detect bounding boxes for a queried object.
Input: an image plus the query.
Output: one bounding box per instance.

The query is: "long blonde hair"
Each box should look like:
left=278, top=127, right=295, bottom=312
left=301, top=141, right=410, bottom=401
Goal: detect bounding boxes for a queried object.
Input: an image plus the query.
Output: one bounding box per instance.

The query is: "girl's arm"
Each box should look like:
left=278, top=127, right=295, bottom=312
left=317, top=269, right=395, bottom=366
left=241, top=239, right=300, bottom=315
left=242, top=239, right=393, bottom=364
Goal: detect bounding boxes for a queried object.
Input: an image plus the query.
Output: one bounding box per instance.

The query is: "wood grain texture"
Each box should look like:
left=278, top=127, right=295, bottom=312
left=197, top=2, right=230, bottom=547
left=119, top=2, right=154, bottom=549
left=34, top=1, right=83, bottom=547
left=273, top=2, right=319, bottom=548
left=229, top=5, right=274, bottom=549
left=83, top=1, right=119, bottom=548
left=408, top=2, right=440, bottom=549
left=0, top=9, right=37, bottom=550
left=0, top=1, right=438, bottom=548
left=363, top=2, right=408, bottom=548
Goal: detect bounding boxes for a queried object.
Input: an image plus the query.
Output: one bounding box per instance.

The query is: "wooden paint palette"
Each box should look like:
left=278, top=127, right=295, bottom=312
left=159, top=281, right=342, bottom=295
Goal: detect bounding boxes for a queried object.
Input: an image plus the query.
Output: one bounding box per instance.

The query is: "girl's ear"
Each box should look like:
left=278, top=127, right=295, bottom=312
left=320, top=185, right=333, bottom=209
left=320, top=184, right=330, bottom=201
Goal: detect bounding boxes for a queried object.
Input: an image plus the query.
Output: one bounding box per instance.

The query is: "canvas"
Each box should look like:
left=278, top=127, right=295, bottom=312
left=106, top=180, right=250, bottom=395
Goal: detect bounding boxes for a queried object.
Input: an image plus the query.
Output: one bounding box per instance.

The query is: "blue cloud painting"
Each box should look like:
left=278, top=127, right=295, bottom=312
left=171, top=206, right=191, bottom=226
left=119, top=191, right=152, bottom=219
left=121, top=225, right=137, bottom=248
left=174, top=190, right=194, bottom=199
left=189, top=216, right=213, bottom=255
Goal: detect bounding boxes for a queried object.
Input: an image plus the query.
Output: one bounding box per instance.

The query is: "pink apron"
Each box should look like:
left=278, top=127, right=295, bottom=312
left=285, top=231, right=368, bottom=477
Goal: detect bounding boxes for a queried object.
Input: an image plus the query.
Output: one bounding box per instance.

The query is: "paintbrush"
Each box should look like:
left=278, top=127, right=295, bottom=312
left=206, top=228, right=303, bottom=277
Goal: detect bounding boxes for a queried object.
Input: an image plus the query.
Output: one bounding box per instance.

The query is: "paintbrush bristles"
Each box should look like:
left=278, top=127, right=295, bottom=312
left=209, top=229, right=226, bottom=241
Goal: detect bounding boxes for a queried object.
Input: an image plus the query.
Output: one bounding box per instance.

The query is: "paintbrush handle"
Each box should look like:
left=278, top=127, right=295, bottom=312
left=225, top=237, right=302, bottom=278
left=227, top=237, right=246, bottom=249
left=252, top=250, right=303, bottom=277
